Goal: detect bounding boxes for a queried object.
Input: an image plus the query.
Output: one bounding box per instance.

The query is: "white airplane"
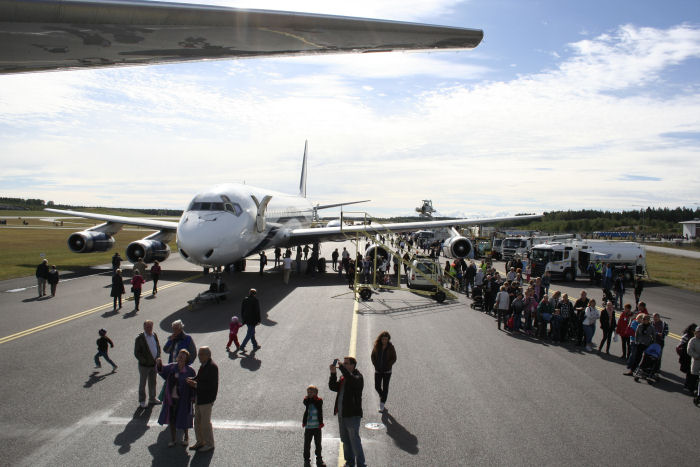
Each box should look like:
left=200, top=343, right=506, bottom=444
left=46, top=141, right=540, bottom=274
left=7, top=1, right=540, bottom=282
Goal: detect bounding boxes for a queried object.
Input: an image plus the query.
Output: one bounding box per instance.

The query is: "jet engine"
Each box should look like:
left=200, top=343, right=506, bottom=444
left=67, top=231, right=114, bottom=253
left=364, top=244, right=391, bottom=263
left=126, top=240, right=171, bottom=264
left=441, top=236, right=473, bottom=259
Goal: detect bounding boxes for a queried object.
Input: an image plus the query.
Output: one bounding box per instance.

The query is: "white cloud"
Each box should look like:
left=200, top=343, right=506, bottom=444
left=1, top=23, right=699, bottom=217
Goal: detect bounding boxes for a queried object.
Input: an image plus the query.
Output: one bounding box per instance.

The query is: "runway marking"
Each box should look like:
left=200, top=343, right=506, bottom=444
left=338, top=291, right=361, bottom=467
left=97, top=416, right=300, bottom=430
left=0, top=274, right=201, bottom=345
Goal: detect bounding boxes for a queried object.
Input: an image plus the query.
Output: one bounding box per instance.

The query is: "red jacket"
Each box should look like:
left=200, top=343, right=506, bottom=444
left=616, top=312, right=635, bottom=337
left=131, top=275, right=145, bottom=290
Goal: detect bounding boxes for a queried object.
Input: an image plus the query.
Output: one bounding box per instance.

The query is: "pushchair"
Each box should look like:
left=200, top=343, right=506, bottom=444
left=634, top=343, right=661, bottom=384
left=470, top=285, right=484, bottom=311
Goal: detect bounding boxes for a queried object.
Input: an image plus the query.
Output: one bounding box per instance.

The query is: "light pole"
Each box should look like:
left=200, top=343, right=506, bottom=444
left=632, top=205, right=646, bottom=239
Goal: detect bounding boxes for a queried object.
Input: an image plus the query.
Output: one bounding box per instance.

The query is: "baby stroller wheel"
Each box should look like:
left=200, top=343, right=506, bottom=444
left=647, top=378, right=654, bottom=385
left=633, top=376, right=640, bottom=382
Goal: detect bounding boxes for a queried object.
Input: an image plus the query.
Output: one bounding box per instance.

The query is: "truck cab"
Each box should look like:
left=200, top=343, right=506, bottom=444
left=530, top=243, right=578, bottom=282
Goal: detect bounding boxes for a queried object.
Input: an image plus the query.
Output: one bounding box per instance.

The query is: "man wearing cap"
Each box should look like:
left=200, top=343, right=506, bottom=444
left=239, top=288, right=262, bottom=352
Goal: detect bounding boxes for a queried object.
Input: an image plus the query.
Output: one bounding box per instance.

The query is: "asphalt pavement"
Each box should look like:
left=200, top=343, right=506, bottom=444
left=0, top=244, right=698, bottom=467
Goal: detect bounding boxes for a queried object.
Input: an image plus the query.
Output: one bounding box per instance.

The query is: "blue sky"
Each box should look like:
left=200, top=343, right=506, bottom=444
left=1, top=0, right=699, bottom=217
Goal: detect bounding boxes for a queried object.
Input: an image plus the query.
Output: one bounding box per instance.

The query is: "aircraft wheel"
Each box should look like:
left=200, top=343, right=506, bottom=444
left=359, top=288, right=372, bottom=301
left=435, top=290, right=446, bottom=303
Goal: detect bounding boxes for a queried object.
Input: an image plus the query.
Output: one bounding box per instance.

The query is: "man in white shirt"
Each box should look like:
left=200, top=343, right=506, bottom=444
left=283, top=253, right=293, bottom=284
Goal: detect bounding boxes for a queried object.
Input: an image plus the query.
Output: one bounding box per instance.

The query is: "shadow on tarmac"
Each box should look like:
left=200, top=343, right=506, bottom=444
left=156, top=270, right=349, bottom=334
left=114, top=407, right=153, bottom=454
left=83, top=370, right=115, bottom=388
left=381, top=411, right=419, bottom=454
left=239, top=350, right=262, bottom=371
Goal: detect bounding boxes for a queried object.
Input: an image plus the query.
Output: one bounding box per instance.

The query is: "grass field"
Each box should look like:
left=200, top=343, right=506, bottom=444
left=645, top=251, right=700, bottom=293
left=0, top=226, right=177, bottom=281
left=1, top=224, right=699, bottom=292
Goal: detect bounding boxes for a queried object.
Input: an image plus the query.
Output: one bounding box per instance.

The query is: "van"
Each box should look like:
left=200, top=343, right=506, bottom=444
left=406, top=255, right=443, bottom=290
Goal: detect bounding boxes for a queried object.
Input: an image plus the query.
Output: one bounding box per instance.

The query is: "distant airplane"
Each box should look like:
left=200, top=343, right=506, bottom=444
left=0, top=0, right=483, bottom=74
left=46, top=142, right=541, bottom=276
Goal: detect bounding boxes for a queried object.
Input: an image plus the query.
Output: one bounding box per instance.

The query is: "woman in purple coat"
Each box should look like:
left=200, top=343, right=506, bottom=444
left=157, top=349, right=196, bottom=447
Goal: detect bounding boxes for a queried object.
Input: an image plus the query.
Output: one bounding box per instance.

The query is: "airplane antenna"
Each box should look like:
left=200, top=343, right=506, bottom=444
left=299, top=140, right=308, bottom=198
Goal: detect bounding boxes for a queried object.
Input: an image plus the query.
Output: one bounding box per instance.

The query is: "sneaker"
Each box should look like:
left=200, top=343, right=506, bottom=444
left=139, top=401, right=148, bottom=408
left=198, top=445, right=214, bottom=452
left=316, top=460, right=327, bottom=467
left=149, top=399, right=162, bottom=405
left=189, top=443, right=203, bottom=451
left=379, top=402, right=385, bottom=412
left=253, top=345, right=261, bottom=350
left=181, top=438, right=189, bottom=446
left=623, top=370, right=633, bottom=376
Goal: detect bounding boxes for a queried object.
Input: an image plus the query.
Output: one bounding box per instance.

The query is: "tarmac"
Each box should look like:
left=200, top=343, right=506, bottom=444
left=0, top=240, right=699, bottom=466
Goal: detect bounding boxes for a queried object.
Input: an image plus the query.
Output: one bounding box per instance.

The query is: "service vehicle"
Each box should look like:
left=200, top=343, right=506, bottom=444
left=530, top=240, right=646, bottom=282
left=406, top=255, right=444, bottom=291
left=501, top=234, right=575, bottom=260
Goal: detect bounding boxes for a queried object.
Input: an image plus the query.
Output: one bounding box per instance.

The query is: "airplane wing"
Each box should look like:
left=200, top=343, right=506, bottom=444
left=287, top=214, right=542, bottom=244
left=0, top=0, right=484, bottom=74
left=316, top=200, right=371, bottom=210
left=45, top=208, right=178, bottom=231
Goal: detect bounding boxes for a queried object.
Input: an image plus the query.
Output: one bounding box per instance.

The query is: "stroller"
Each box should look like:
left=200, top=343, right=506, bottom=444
left=634, top=343, right=661, bottom=384
left=470, top=285, right=485, bottom=311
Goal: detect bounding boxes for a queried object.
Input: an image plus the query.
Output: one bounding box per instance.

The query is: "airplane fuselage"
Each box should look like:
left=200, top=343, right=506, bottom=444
left=176, top=183, right=315, bottom=268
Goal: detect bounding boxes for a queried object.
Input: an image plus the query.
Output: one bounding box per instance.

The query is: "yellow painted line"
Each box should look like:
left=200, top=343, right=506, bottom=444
left=338, top=291, right=361, bottom=467
left=0, top=274, right=201, bottom=345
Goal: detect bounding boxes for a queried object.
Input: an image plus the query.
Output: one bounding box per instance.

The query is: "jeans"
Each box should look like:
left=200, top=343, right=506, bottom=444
left=303, top=427, right=323, bottom=462
left=94, top=350, right=116, bottom=368
left=240, top=324, right=258, bottom=349
left=374, top=372, right=392, bottom=403
left=598, top=328, right=613, bottom=352
left=551, top=315, right=562, bottom=341
left=583, top=324, right=596, bottom=345
left=615, top=293, right=624, bottom=310
left=133, top=289, right=141, bottom=310
left=338, top=416, right=365, bottom=467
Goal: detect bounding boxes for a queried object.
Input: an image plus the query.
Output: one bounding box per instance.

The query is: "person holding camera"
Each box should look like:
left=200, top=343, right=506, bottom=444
left=329, top=356, right=365, bottom=467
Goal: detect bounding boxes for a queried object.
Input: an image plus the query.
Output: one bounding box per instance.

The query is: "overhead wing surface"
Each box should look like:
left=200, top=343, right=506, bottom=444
left=45, top=208, right=178, bottom=231
left=286, top=214, right=543, bottom=244
left=0, top=0, right=484, bottom=74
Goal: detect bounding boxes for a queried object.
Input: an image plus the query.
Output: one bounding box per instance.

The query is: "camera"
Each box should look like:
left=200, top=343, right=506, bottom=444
left=332, top=359, right=338, bottom=366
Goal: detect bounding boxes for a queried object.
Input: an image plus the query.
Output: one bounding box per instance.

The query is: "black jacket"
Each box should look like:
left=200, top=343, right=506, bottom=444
left=134, top=332, right=161, bottom=367
left=371, top=343, right=397, bottom=373
left=36, top=262, right=49, bottom=279
left=302, top=396, right=324, bottom=427
left=194, top=359, right=219, bottom=405
left=241, top=295, right=261, bottom=325
left=329, top=365, right=363, bottom=418
left=599, top=308, right=617, bottom=332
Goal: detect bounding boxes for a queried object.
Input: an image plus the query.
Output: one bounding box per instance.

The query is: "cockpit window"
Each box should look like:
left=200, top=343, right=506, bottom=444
left=187, top=199, right=242, bottom=216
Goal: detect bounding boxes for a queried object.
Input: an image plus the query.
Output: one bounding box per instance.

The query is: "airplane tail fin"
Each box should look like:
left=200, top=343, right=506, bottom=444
left=299, top=140, right=308, bottom=198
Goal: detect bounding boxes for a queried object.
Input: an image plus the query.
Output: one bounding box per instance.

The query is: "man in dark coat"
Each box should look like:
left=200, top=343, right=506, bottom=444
left=187, top=346, right=219, bottom=452
left=35, top=259, right=49, bottom=297
left=329, top=356, right=365, bottom=467
left=134, top=320, right=161, bottom=407
left=239, top=288, right=261, bottom=352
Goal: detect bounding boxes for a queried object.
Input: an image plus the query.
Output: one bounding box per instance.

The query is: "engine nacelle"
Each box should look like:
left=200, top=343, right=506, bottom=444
left=67, top=231, right=114, bottom=253
left=126, top=240, right=171, bottom=264
left=364, top=244, right=391, bottom=263
left=441, top=236, right=473, bottom=259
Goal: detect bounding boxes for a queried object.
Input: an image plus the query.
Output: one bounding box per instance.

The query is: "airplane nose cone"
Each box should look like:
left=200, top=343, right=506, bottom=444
left=177, top=213, right=226, bottom=264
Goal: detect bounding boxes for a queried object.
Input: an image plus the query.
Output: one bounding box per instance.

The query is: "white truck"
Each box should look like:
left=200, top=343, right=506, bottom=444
left=501, top=234, right=575, bottom=261
left=529, top=240, right=646, bottom=282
